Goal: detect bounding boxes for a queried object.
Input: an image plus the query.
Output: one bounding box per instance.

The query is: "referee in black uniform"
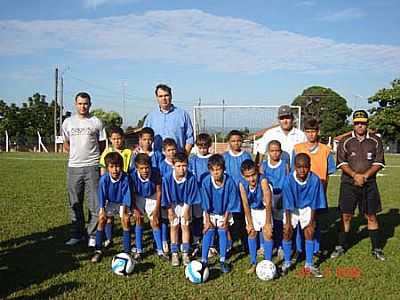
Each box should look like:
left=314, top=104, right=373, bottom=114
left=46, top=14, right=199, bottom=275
left=331, top=110, right=385, bottom=261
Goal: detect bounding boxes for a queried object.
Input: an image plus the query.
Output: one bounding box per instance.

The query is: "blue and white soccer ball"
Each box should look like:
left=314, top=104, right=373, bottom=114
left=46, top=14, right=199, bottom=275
left=256, top=260, right=276, bottom=281
left=185, top=260, right=210, bottom=284
left=111, top=253, right=136, bottom=276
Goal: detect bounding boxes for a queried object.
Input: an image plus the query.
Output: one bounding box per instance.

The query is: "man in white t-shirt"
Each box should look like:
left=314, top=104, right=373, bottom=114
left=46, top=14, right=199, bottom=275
left=62, top=92, right=106, bottom=246
left=256, top=105, right=306, bottom=164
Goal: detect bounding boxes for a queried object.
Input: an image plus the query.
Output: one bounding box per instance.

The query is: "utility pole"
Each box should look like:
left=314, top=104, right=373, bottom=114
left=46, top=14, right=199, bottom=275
left=54, top=67, right=59, bottom=152
left=222, top=99, right=225, bottom=141
left=197, top=97, right=202, bottom=134
left=59, top=76, right=63, bottom=140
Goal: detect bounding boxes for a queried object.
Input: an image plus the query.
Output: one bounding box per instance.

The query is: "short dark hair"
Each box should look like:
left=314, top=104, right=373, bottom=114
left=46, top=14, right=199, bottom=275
left=241, top=159, right=256, bottom=174
left=208, top=154, right=225, bottom=170
left=75, top=92, right=91, bottom=103
left=268, top=140, right=281, bottom=150
left=227, top=130, right=242, bottom=141
left=173, top=152, right=188, bottom=164
left=196, top=133, right=212, bottom=146
left=155, top=84, right=172, bottom=97
left=135, top=153, right=151, bottom=166
left=163, top=138, right=177, bottom=149
left=294, top=153, right=311, bottom=167
left=304, top=118, right=320, bottom=130
left=108, top=126, right=124, bottom=138
left=139, top=127, right=155, bottom=138
left=104, top=152, right=123, bottom=168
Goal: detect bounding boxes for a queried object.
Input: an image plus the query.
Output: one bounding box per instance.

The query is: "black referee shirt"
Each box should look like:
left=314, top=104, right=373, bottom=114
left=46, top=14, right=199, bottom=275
left=336, top=131, right=385, bottom=183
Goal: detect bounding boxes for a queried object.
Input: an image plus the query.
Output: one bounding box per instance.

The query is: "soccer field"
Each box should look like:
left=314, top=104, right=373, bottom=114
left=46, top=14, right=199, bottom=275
left=0, top=153, right=399, bottom=299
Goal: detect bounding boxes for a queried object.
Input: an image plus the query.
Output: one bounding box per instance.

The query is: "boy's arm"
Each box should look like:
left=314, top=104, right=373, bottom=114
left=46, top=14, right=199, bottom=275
left=239, top=182, right=254, bottom=234
left=152, top=182, right=162, bottom=226
left=261, top=178, right=272, bottom=224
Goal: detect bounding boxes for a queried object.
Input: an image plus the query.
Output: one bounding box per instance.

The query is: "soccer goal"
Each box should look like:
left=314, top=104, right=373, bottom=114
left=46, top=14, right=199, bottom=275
left=192, top=105, right=301, bottom=154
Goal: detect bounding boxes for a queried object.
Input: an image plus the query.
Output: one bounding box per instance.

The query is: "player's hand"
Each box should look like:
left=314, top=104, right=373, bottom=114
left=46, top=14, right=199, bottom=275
left=168, top=210, right=177, bottom=223
left=353, top=173, right=366, bottom=187
left=263, top=223, right=273, bottom=238
left=133, top=209, right=142, bottom=223
left=284, top=223, right=293, bottom=237
left=308, top=219, right=316, bottom=230
left=203, top=220, right=213, bottom=233
left=246, top=223, right=255, bottom=235
left=221, top=218, right=229, bottom=230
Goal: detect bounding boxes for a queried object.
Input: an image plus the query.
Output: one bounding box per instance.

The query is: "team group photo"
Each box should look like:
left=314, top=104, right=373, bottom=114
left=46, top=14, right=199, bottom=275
left=1, top=1, right=399, bottom=299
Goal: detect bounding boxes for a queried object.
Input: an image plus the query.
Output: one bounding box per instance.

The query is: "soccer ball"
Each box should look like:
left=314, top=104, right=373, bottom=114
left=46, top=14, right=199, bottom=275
left=256, top=260, right=276, bottom=281
left=111, top=253, right=136, bottom=276
left=185, top=260, right=210, bottom=284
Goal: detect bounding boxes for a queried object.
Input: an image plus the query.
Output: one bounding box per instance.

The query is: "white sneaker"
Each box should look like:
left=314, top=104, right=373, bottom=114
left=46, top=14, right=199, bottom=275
left=171, top=253, right=180, bottom=266
left=65, top=237, right=84, bottom=246
left=88, top=237, right=96, bottom=248
left=182, top=253, right=190, bottom=266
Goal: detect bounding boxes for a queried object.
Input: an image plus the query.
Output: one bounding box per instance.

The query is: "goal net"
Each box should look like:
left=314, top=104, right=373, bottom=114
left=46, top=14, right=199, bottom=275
left=192, top=105, right=301, bottom=154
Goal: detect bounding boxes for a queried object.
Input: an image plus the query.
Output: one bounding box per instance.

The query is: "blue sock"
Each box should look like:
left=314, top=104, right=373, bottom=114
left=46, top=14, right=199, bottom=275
left=263, top=239, right=274, bottom=261
left=95, top=230, right=104, bottom=250
left=248, top=236, right=257, bottom=265
left=201, top=228, right=215, bottom=263
left=182, top=242, right=190, bottom=253
left=218, top=228, right=228, bottom=263
left=305, top=240, right=314, bottom=267
left=152, top=229, right=163, bottom=252
left=273, top=219, right=283, bottom=249
left=171, top=243, right=179, bottom=253
left=314, top=225, right=320, bottom=254
left=161, top=219, right=169, bottom=243
left=123, top=230, right=131, bottom=253
left=105, top=222, right=113, bottom=241
left=282, top=240, right=292, bottom=265
left=295, top=225, right=303, bottom=253
left=135, top=225, right=143, bottom=253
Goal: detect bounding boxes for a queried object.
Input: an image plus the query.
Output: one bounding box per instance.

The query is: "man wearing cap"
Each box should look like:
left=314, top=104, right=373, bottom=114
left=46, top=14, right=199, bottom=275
left=331, top=110, right=385, bottom=261
left=256, top=105, right=306, bottom=163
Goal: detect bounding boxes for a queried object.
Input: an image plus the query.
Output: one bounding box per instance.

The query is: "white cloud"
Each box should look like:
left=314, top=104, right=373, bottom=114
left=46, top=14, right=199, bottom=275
left=0, top=10, right=398, bottom=74
left=83, top=0, right=142, bottom=9
left=295, top=1, right=316, bottom=7
left=318, top=8, right=366, bottom=22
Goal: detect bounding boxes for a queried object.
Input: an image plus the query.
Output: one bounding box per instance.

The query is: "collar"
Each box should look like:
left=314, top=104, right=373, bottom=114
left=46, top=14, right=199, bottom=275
left=267, top=158, right=282, bottom=169
left=109, top=173, right=122, bottom=183
left=137, top=170, right=150, bottom=183
left=159, top=104, right=175, bottom=114
left=211, top=174, right=225, bottom=189
left=229, top=149, right=244, bottom=157
left=278, top=126, right=297, bottom=136
left=352, top=130, right=369, bottom=141
left=138, top=148, right=154, bottom=157
left=293, top=171, right=309, bottom=186
left=164, top=158, right=174, bottom=166
left=173, top=170, right=187, bottom=184
left=197, top=153, right=213, bottom=159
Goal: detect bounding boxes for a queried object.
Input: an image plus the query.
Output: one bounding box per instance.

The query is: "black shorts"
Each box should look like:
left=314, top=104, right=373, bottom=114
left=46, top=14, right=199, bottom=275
left=338, top=181, right=382, bottom=215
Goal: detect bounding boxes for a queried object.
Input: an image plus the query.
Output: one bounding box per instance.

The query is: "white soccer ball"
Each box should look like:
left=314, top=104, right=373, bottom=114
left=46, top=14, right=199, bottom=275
left=185, top=260, right=210, bottom=284
left=111, top=253, right=136, bottom=276
left=256, top=260, right=276, bottom=281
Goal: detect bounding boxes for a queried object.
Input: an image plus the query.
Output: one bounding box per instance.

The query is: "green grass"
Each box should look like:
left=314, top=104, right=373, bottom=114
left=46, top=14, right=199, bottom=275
left=1, top=152, right=400, bottom=299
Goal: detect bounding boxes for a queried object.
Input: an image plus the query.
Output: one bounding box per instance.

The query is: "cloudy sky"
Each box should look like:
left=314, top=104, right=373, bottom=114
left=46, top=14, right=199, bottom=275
left=0, top=0, right=399, bottom=125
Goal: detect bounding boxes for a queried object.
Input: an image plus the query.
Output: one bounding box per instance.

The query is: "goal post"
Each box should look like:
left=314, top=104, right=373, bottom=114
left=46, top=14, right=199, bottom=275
left=192, top=105, right=301, bottom=154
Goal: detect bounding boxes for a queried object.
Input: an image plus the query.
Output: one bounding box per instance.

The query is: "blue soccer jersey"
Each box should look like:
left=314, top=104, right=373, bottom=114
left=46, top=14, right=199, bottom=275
left=161, top=171, right=200, bottom=207
left=201, top=174, right=241, bottom=215
left=159, top=158, right=174, bottom=177
left=130, top=149, right=164, bottom=172
left=189, top=153, right=212, bottom=184
left=130, top=168, right=160, bottom=198
left=98, top=172, right=132, bottom=208
left=239, top=175, right=269, bottom=209
left=262, top=159, right=289, bottom=195
left=282, top=171, right=326, bottom=211
left=223, top=150, right=252, bottom=183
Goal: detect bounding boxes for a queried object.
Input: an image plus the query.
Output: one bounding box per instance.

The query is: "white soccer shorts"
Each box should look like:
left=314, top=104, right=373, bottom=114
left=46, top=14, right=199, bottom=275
left=283, top=206, right=312, bottom=229
left=245, top=208, right=273, bottom=232
left=170, top=203, right=191, bottom=226
left=204, top=213, right=234, bottom=228
left=136, top=194, right=158, bottom=220
left=104, top=202, right=128, bottom=218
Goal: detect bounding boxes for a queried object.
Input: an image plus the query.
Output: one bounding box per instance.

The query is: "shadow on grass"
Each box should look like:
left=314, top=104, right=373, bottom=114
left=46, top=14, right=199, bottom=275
left=11, top=281, right=81, bottom=300
left=0, top=225, right=86, bottom=299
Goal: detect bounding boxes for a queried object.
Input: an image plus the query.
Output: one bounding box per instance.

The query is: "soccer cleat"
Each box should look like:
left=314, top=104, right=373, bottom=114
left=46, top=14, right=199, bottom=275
left=171, top=253, right=180, bottom=266
left=88, top=237, right=96, bottom=248
left=65, top=237, right=84, bottom=246
left=157, top=251, right=170, bottom=261
left=277, top=247, right=284, bottom=260
left=191, top=245, right=200, bottom=258
left=133, top=252, right=142, bottom=262
left=91, top=250, right=103, bottom=263
left=220, top=262, right=231, bottom=273
left=372, top=249, right=385, bottom=261
left=208, top=247, right=218, bottom=258
left=304, top=265, right=324, bottom=278
left=280, top=262, right=292, bottom=276
left=162, top=242, right=169, bottom=254
left=182, top=252, right=190, bottom=266
left=330, top=246, right=345, bottom=259
left=103, top=239, right=113, bottom=249
left=257, top=247, right=264, bottom=257
left=246, top=264, right=257, bottom=274
left=291, top=251, right=304, bottom=264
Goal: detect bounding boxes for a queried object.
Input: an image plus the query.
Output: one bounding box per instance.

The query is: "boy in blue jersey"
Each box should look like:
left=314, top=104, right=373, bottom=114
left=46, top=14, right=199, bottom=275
left=281, top=153, right=326, bottom=278
left=201, top=154, right=241, bottom=273
left=189, top=133, right=213, bottom=257
left=130, top=127, right=164, bottom=171
left=262, top=140, right=289, bottom=258
left=91, top=152, right=132, bottom=263
left=162, top=152, right=200, bottom=266
left=159, top=138, right=177, bottom=253
left=239, top=159, right=274, bottom=274
left=223, top=130, right=252, bottom=253
left=130, top=153, right=169, bottom=261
